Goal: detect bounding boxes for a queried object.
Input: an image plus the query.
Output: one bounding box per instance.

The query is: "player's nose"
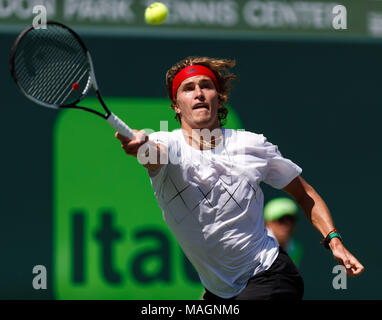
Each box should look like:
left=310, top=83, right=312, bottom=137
left=194, top=85, right=205, bottom=100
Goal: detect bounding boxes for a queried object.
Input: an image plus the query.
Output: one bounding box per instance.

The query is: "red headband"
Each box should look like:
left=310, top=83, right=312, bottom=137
left=172, top=65, right=220, bottom=99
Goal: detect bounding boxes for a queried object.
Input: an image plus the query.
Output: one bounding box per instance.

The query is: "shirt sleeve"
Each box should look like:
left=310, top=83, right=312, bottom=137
left=262, top=136, right=302, bottom=189
left=147, top=131, right=170, bottom=192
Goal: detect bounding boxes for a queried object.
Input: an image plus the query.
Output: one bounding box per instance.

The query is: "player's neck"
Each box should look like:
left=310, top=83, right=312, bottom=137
left=181, top=124, right=223, bottom=151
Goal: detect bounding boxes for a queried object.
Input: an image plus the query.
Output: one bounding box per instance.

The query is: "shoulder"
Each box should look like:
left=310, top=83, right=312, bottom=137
left=149, top=129, right=179, bottom=139
left=225, top=128, right=267, bottom=146
left=149, top=129, right=180, bottom=146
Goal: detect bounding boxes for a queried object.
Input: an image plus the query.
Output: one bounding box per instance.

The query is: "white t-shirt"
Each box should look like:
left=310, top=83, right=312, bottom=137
left=148, top=128, right=302, bottom=298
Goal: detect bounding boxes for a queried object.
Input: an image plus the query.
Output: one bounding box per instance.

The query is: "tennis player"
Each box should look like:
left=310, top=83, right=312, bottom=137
left=115, top=57, right=364, bottom=300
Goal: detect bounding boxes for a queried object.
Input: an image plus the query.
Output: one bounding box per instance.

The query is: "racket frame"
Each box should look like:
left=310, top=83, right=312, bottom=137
left=10, top=21, right=112, bottom=120
left=10, top=21, right=139, bottom=140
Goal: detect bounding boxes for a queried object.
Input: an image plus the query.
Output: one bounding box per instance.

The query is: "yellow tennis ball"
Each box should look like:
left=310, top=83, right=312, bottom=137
left=145, top=2, right=168, bottom=25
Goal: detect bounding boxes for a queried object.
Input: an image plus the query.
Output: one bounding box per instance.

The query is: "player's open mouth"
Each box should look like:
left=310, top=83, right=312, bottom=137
left=192, top=103, right=209, bottom=110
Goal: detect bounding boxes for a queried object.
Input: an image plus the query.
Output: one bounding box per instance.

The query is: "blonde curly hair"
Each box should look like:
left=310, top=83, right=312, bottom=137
left=166, top=56, right=237, bottom=127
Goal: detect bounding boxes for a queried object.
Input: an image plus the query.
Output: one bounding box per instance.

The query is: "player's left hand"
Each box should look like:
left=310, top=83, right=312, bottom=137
left=329, top=238, right=365, bottom=277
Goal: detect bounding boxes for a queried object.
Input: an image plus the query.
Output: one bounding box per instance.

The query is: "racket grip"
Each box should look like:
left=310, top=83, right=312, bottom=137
left=107, top=113, right=135, bottom=140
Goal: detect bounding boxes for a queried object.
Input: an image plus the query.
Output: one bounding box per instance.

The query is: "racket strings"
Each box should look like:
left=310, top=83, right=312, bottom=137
left=54, top=66, right=89, bottom=105
left=21, top=35, right=76, bottom=102
left=45, top=54, right=87, bottom=104
left=14, top=28, right=77, bottom=103
left=14, top=29, right=66, bottom=94
left=14, top=32, right=45, bottom=88
left=13, top=25, right=90, bottom=107
left=37, top=29, right=89, bottom=104
left=33, top=27, right=89, bottom=105
left=26, top=31, right=80, bottom=100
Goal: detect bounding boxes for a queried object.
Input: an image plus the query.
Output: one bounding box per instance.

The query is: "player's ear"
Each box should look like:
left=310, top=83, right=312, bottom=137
left=172, top=103, right=181, bottom=115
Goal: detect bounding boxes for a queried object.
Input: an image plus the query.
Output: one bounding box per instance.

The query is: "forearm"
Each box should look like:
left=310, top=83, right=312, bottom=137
left=283, top=176, right=335, bottom=238
left=115, top=131, right=166, bottom=174
left=298, top=181, right=335, bottom=238
left=283, top=176, right=364, bottom=276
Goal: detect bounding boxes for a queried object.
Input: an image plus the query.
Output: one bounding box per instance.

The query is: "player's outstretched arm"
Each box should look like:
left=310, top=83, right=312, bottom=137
left=282, top=176, right=365, bottom=277
left=115, top=130, right=165, bottom=174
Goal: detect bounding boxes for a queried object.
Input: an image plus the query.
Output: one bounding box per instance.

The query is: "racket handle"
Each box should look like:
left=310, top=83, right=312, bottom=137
left=107, top=113, right=135, bottom=140
left=107, top=113, right=152, bottom=159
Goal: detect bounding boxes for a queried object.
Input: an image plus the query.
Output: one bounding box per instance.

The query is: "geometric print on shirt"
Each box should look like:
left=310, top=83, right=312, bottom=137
left=162, top=173, right=258, bottom=225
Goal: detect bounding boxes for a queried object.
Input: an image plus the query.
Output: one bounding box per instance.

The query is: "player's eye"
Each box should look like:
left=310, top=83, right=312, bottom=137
left=200, top=82, right=213, bottom=89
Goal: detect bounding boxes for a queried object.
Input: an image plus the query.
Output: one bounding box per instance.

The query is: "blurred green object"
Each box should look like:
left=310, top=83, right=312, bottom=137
left=263, top=197, right=298, bottom=222
left=286, top=239, right=304, bottom=267
left=264, top=197, right=303, bottom=266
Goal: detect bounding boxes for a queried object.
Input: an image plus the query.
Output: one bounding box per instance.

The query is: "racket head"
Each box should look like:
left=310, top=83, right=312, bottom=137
left=10, top=21, right=93, bottom=110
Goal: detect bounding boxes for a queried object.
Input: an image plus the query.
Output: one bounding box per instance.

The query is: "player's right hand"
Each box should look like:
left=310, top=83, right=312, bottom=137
left=115, top=130, right=148, bottom=158
left=329, top=238, right=365, bottom=277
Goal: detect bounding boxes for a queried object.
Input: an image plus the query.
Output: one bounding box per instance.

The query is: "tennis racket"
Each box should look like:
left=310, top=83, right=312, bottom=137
left=9, top=21, right=136, bottom=140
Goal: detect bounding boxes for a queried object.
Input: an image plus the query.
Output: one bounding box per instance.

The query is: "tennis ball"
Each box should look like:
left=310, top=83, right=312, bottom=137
left=145, top=2, right=168, bottom=25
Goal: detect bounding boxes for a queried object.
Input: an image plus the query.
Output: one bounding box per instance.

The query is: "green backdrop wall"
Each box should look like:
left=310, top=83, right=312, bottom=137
left=1, top=30, right=381, bottom=299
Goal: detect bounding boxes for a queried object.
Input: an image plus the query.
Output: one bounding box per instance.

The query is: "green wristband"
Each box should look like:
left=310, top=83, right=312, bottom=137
left=324, top=232, right=343, bottom=249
